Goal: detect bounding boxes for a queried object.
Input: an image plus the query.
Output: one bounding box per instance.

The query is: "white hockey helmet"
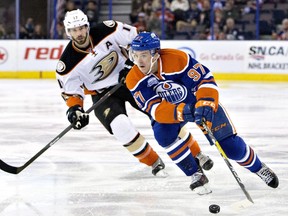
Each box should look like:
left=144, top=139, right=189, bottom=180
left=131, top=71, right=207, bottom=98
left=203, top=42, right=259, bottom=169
left=63, top=9, right=90, bottom=38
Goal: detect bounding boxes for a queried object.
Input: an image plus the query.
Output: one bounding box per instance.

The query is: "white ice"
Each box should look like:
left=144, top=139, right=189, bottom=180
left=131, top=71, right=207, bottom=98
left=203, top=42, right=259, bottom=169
left=0, top=80, right=287, bottom=216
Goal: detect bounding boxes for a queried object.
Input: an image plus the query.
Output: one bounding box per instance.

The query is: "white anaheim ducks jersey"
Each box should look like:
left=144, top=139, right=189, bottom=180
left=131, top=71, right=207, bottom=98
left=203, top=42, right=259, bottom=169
left=56, top=20, right=137, bottom=107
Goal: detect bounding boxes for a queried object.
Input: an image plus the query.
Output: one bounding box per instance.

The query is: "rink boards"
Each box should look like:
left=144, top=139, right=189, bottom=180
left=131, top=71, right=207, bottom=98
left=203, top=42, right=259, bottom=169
left=0, top=40, right=288, bottom=81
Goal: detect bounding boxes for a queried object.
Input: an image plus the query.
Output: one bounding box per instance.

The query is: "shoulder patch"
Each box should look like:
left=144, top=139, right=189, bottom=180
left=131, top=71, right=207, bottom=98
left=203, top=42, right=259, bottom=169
left=56, top=60, right=66, bottom=73
left=103, top=20, right=116, bottom=27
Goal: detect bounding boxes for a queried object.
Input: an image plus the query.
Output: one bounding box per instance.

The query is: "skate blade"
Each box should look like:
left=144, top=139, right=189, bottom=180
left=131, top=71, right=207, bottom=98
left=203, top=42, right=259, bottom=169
left=194, top=184, right=212, bottom=195
left=154, top=169, right=169, bottom=178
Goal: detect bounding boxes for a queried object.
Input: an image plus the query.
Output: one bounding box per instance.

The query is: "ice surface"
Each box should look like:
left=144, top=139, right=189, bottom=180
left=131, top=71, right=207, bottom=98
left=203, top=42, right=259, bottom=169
left=0, top=80, right=287, bottom=216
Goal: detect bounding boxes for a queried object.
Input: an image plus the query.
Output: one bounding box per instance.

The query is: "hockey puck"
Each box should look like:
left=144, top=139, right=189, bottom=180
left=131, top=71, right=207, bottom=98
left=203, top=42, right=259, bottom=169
left=209, top=204, right=220, bottom=214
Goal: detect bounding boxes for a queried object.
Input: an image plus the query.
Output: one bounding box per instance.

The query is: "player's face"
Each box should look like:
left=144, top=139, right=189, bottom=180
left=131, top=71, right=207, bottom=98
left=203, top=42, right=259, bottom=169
left=131, top=50, right=154, bottom=75
left=69, top=25, right=89, bottom=45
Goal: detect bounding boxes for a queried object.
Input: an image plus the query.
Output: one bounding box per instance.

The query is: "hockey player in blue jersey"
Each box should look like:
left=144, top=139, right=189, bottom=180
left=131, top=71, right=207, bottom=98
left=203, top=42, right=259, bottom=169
left=126, top=32, right=279, bottom=194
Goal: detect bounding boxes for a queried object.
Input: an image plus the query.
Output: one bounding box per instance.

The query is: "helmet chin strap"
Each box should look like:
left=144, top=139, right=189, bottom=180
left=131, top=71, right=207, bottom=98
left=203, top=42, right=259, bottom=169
left=146, top=53, right=159, bottom=75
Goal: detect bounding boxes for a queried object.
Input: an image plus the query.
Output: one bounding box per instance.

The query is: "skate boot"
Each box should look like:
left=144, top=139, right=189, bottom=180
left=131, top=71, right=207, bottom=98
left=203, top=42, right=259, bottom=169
left=195, top=151, right=214, bottom=171
left=152, top=157, right=168, bottom=177
left=256, top=163, right=279, bottom=188
left=190, top=167, right=212, bottom=195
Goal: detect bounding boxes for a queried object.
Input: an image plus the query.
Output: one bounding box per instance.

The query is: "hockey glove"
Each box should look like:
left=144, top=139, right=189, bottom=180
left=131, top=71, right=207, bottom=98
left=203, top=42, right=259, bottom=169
left=118, top=59, right=134, bottom=84
left=66, top=105, right=89, bottom=130
left=194, top=98, right=216, bottom=128
left=175, top=103, right=195, bottom=122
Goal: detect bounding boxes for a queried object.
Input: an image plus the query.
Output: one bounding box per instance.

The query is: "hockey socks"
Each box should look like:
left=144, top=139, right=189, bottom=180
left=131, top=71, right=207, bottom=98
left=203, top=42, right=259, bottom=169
left=124, top=133, right=159, bottom=166
left=165, top=134, right=199, bottom=176
left=220, top=135, right=262, bottom=172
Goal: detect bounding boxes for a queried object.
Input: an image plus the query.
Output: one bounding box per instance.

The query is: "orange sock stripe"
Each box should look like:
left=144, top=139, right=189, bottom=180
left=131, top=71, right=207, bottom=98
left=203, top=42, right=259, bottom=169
left=124, top=133, right=159, bottom=166
left=135, top=144, right=151, bottom=159
left=168, top=133, right=195, bottom=160
left=239, top=147, right=255, bottom=166
left=138, top=147, right=158, bottom=166
left=169, top=141, right=189, bottom=160
left=188, top=138, right=201, bottom=157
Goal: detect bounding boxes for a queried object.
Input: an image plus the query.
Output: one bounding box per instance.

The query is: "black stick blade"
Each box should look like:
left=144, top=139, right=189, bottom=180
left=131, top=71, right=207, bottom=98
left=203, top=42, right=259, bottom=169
left=0, top=160, right=21, bottom=174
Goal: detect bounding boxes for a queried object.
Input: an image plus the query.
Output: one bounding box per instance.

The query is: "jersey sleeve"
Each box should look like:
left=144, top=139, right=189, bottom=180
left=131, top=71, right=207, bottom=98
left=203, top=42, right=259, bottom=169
left=189, top=57, right=219, bottom=109
left=114, top=21, right=138, bottom=48
left=56, top=72, right=85, bottom=108
left=55, top=43, right=86, bottom=108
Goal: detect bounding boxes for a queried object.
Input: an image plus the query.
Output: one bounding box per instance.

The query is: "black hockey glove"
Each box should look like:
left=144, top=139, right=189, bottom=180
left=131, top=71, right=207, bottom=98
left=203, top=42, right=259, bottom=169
left=66, top=105, right=89, bottom=130
left=118, top=59, right=134, bottom=84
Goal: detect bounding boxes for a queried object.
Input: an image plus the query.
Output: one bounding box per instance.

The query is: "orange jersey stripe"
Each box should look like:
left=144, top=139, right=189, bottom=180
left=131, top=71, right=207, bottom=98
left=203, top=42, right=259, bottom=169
left=196, top=87, right=219, bottom=110
left=126, top=65, right=145, bottom=90
left=154, top=101, right=179, bottom=123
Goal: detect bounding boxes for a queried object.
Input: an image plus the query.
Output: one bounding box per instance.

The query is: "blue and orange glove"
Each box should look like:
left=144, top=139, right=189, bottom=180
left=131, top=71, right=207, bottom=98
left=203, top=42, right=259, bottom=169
left=175, top=103, right=195, bottom=122
left=194, top=98, right=216, bottom=128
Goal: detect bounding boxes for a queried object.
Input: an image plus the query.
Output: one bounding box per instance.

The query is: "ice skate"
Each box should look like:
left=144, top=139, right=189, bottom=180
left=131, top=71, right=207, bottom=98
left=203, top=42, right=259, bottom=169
left=195, top=151, right=214, bottom=171
left=190, top=168, right=212, bottom=195
left=256, top=163, right=279, bottom=188
left=152, top=157, right=168, bottom=177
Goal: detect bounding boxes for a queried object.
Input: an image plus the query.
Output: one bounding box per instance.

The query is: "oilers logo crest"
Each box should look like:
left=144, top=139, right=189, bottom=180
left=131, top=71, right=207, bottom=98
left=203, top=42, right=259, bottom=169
left=154, top=81, right=187, bottom=104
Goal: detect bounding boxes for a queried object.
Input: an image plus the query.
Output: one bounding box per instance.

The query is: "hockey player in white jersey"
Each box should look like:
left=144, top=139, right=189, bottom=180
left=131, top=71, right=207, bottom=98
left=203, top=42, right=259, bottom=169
left=56, top=9, right=213, bottom=177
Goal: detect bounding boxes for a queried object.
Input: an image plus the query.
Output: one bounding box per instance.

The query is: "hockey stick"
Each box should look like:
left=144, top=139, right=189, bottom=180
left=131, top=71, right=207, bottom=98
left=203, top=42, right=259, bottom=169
left=0, top=83, right=122, bottom=174
left=201, top=122, right=254, bottom=204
